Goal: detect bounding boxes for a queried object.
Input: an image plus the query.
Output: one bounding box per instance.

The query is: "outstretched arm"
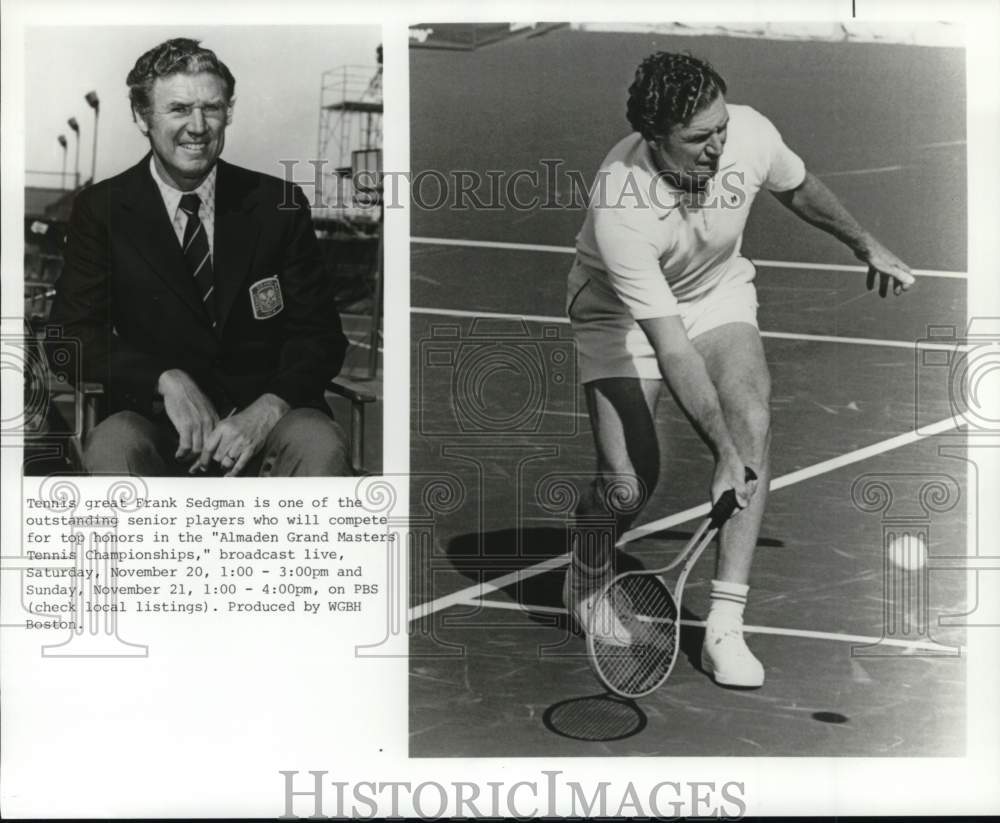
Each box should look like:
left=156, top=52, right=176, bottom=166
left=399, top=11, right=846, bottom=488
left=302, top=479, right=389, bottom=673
left=771, top=171, right=915, bottom=298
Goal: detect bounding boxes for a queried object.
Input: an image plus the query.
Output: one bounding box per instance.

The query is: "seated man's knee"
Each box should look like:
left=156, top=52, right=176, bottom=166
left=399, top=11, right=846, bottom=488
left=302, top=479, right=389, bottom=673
left=262, top=408, right=351, bottom=476
left=84, top=411, right=162, bottom=474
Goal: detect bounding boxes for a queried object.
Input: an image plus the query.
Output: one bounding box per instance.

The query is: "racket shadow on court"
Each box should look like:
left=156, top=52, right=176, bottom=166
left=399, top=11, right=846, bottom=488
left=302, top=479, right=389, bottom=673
left=543, top=691, right=648, bottom=742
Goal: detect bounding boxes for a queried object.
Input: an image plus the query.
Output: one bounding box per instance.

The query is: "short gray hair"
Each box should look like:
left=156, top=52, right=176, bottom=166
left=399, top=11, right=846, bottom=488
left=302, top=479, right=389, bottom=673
left=127, top=38, right=235, bottom=115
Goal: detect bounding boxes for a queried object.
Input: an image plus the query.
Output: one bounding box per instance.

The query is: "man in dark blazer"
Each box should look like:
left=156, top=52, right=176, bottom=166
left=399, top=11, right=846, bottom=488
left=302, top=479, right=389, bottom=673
left=52, top=38, right=351, bottom=476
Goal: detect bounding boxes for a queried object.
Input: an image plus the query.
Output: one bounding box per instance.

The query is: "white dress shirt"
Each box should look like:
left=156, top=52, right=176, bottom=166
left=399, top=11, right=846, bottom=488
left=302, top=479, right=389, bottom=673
left=149, top=156, right=218, bottom=259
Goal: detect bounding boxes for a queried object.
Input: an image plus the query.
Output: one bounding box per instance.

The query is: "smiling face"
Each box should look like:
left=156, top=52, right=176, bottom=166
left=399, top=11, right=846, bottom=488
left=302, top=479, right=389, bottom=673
left=137, top=72, right=233, bottom=191
left=648, top=94, right=729, bottom=193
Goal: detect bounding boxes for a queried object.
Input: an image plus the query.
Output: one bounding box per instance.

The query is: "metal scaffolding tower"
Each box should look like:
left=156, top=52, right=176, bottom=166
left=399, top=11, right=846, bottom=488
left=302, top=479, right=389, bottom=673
left=316, top=63, right=382, bottom=217
left=315, top=58, right=384, bottom=379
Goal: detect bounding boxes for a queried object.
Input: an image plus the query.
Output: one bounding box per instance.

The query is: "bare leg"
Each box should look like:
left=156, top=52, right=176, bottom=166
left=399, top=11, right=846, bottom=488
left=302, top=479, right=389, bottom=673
left=576, top=377, right=663, bottom=552
left=565, top=376, right=662, bottom=641
left=691, top=321, right=771, bottom=687
left=691, top=323, right=771, bottom=583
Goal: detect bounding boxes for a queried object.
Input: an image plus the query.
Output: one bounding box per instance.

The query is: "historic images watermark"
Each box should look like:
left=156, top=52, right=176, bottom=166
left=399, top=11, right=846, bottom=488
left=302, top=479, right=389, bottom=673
left=389, top=319, right=1000, bottom=664
left=417, top=318, right=576, bottom=437
left=278, top=769, right=747, bottom=819
left=19, top=476, right=151, bottom=657
left=8, top=328, right=996, bottom=668
left=406, top=314, right=613, bottom=661
left=277, top=158, right=749, bottom=212
left=3, top=317, right=147, bottom=655
left=2, top=320, right=81, bottom=451
left=849, top=318, right=1000, bottom=656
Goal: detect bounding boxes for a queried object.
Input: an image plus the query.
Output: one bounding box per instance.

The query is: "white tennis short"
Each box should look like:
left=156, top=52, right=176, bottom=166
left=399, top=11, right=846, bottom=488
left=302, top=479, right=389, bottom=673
left=567, top=260, right=760, bottom=384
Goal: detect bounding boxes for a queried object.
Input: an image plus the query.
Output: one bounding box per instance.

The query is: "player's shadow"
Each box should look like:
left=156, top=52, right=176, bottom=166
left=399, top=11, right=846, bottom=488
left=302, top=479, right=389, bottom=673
left=445, top=526, right=701, bottom=634
left=445, top=524, right=781, bottom=667
left=445, top=526, right=572, bottom=625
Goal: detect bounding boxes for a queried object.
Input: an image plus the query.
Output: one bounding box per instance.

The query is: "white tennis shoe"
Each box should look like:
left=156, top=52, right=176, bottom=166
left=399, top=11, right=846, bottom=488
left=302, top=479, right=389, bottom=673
left=700, top=624, right=765, bottom=688
left=562, top=563, right=633, bottom=647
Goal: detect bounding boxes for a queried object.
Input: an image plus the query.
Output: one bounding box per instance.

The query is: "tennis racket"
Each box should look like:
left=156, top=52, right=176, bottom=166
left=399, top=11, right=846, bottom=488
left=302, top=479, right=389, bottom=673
left=586, top=467, right=757, bottom=699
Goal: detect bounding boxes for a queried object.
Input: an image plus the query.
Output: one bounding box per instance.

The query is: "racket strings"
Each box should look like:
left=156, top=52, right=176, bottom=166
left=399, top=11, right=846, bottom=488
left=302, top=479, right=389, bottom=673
left=591, top=573, right=679, bottom=697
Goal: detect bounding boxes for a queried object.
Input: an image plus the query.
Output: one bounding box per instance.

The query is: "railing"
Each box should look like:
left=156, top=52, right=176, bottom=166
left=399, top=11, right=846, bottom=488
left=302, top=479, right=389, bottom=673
left=320, top=65, right=381, bottom=109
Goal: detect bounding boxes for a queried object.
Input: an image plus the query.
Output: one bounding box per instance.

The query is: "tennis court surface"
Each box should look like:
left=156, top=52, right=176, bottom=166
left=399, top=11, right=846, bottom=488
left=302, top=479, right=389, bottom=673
left=408, top=27, right=970, bottom=756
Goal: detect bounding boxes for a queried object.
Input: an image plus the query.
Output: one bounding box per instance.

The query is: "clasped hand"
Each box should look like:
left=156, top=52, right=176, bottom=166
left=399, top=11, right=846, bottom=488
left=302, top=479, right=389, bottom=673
left=157, top=370, right=289, bottom=476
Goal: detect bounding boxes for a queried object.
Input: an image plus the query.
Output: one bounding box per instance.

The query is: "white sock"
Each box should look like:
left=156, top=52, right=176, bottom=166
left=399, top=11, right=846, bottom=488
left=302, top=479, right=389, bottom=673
left=706, top=579, right=749, bottom=631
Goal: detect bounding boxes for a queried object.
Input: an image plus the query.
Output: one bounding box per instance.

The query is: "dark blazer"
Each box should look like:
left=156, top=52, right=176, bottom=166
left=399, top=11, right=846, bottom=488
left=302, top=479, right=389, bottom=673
left=51, top=156, right=348, bottom=418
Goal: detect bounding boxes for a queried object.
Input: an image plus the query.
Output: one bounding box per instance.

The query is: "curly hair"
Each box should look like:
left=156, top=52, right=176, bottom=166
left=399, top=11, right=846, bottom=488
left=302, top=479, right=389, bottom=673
left=127, top=38, right=235, bottom=115
left=626, top=52, right=727, bottom=140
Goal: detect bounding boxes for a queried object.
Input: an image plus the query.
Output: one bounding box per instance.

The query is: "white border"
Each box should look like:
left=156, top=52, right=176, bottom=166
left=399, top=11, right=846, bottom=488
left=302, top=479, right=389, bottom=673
left=2, top=0, right=999, bottom=818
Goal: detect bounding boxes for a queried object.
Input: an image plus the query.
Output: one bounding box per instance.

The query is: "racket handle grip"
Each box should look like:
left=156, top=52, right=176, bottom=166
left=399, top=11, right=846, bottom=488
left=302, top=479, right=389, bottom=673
left=708, top=467, right=758, bottom=529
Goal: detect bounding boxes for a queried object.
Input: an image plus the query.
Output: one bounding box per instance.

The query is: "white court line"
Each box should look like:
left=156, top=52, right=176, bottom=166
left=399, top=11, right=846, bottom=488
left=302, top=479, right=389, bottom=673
left=759, top=329, right=970, bottom=352
left=411, top=306, right=971, bottom=352
left=817, top=165, right=905, bottom=178
left=751, top=258, right=965, bottom=280
left=345, top=335, right=384, bottom=353
left=621, top=413, right=965, bottom=544
left=465, top=599, right=959, bottom=653
left=409, top=554, right=569, bottom=623
left=413, top=305, right=568, bottom=326
left=407, top=413, right=965, bottom=623
left=414, top=236, right=574, bottom=255
left=919, top=139, right=966, bottom=149
left=341, top=314, right=384, bottom=353
left=410, top=236, right=967, bottom=279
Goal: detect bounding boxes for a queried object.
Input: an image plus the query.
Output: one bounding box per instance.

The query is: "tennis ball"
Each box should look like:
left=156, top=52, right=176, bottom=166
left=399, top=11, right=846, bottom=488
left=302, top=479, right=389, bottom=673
left=886, top=533, right=927, bottom=571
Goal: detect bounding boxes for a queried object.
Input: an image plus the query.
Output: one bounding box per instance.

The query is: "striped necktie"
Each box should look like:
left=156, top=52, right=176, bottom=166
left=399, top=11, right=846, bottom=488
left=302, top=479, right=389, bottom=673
left=179, top=192, right=217, bottom=328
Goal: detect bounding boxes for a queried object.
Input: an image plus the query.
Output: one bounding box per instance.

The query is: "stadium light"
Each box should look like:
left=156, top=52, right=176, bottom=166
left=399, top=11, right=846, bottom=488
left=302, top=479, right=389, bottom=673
left=85, top=91, right=100, bottom=184
left=57, top=134, right=68, bottom=189
left=67, top=117, right=80, bottom=188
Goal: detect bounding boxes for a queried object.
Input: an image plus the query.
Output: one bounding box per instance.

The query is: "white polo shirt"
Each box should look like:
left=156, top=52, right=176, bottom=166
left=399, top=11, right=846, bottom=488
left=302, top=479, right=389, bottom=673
left=572, top=104, right=806, bottom=320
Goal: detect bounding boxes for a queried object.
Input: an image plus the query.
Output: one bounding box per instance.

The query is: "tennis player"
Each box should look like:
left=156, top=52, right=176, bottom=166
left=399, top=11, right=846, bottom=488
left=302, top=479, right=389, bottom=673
left=564, top=52, right=913, bottom=688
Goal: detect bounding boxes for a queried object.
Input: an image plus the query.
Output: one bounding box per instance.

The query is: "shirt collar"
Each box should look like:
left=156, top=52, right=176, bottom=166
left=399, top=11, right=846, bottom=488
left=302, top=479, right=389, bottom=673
left=148, top=155, right=218, bottom=215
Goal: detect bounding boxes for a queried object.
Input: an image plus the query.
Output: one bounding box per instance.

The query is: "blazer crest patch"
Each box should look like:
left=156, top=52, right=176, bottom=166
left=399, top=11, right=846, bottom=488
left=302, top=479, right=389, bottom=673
left=249, top=276, right=283, bottom=319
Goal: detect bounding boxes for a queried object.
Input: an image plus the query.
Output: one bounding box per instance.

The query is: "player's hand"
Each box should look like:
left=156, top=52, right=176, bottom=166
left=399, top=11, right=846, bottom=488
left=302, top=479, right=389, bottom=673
left=712, top=452, right=756, bottom=510
left=192, top=393, right=290, bottom=476
left=857, top=238, right=914, bottom=298
left=157, top=369, right=219, bottom=460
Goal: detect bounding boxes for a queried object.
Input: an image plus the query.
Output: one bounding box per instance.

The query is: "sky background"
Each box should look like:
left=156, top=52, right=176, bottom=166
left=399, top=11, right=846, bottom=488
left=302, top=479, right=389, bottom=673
left=24, top=25, right=382, bottom=188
